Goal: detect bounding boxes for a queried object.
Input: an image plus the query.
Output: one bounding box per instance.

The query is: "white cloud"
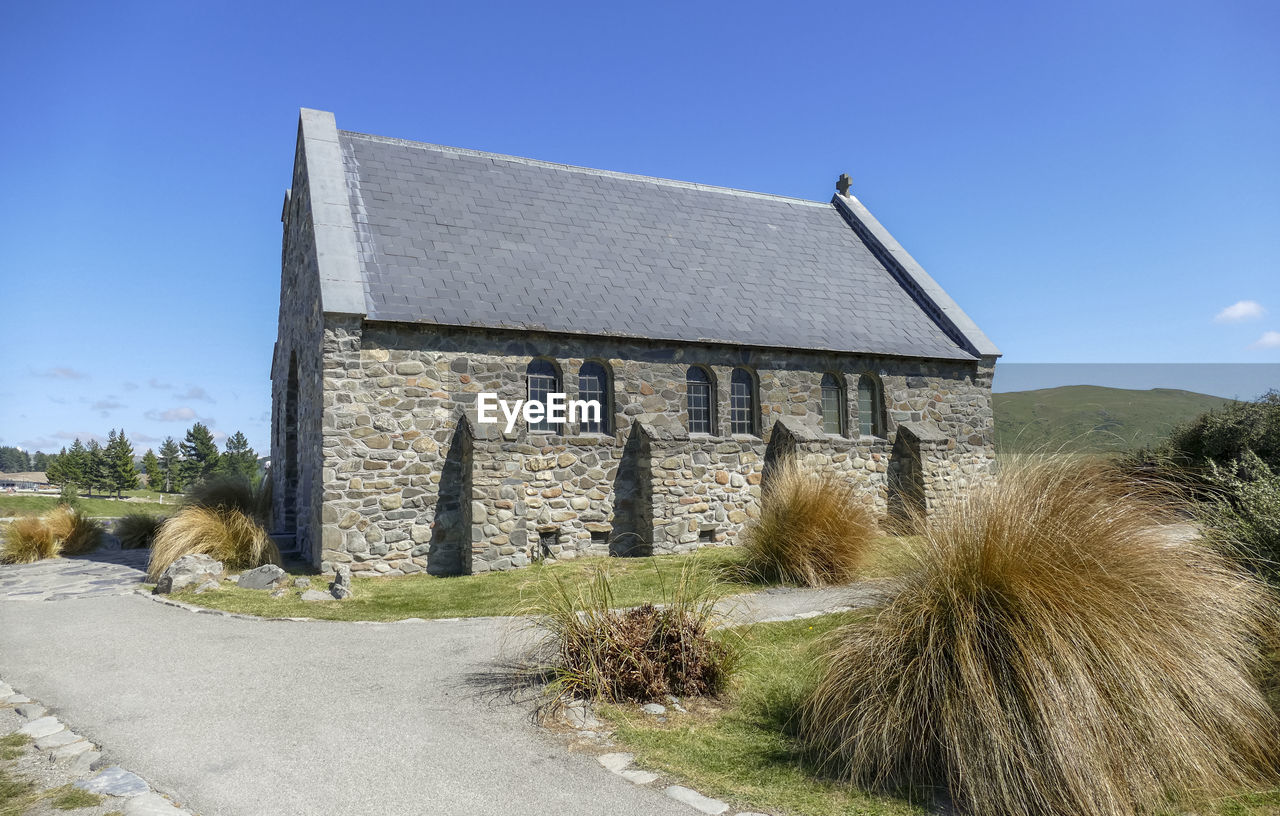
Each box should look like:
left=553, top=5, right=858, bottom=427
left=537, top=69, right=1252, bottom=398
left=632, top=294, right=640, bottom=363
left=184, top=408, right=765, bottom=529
left=145, top=406, right=198, bottom=422
left=175, top=385, right=215, bottom=403
left=148, top=378, right=172, bottom=389
left=1251, top=330, right=1280, bottom=349
left=1215, top=300, right=1266, bottom=323
left=122, top=381, right=139, bottom=391
left=32, top=366, right=88, bottom=380
left=91, top=398, right=124, bottom=417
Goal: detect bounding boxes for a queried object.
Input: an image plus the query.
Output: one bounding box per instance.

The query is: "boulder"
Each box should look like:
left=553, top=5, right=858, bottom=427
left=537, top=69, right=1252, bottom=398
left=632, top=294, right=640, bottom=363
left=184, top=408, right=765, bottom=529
left=329, top=564, right=352, bottom=600
left=154, top=555, right=223, bottom=594
left=300, top=589, right=331, bottom=602
left=236, top=564, right=288, bottom=590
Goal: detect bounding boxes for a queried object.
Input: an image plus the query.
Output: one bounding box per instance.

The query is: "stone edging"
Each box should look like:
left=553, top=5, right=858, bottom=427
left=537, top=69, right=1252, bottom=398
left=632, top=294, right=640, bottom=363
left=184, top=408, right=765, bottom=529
left=1, top=677, right=194, bottom=815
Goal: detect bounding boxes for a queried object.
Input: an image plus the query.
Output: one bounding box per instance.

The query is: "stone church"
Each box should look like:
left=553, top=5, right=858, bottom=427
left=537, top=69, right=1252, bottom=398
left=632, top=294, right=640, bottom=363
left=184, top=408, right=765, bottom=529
left=270, top=109, right=1000, bottom=576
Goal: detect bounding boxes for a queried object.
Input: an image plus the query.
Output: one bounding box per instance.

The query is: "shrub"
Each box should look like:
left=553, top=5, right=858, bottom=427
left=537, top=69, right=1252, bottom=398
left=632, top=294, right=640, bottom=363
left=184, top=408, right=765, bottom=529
left=0, top=516, right=59, bottom=563
left=1165, top=390, right=1280, bottom=472
left=115, top=512, right=167, bottom=549
left=148, top=505, right=280, bottom=581
left=1198, top=451, right=1280, bottom=583
left=740, top=459, right=878, bottom=587
left=43, top=504, right=103, bottom=556
left=185, top=474, right=272, bottom=528
left=800, top=458, right=1280, bottom=816
left=525, top=563, right=738, bottom=704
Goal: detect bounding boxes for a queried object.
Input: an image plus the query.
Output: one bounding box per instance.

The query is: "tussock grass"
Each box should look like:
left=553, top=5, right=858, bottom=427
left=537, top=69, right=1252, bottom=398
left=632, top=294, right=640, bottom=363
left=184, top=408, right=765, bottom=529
left=0, top=516, right=59, bottom=564
left=115, top=512, right=166, bottom=549
left=148, top=505, right=280, bottom=581
left=44, top=505, right=103, bottom=556
left=801, top=457, right=1280, bottom=816
left=740, top=459, right=877, bottom=586
left=523, top=562, right=739, bottom=704
left=185, top=475, right=271, bottom=527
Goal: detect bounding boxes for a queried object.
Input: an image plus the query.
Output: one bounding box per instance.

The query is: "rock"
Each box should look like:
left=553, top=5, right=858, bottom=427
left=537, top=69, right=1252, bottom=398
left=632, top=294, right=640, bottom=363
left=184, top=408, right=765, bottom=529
left=154, top=555, right=223, bottom=594
left=270, top=587, right=288, bottom=598
left=125, top=792, right=191, bottom=815
left=49, top=740, right=94, bottom=765
left=14, top=703, right=46, bottom=719
left=329, top=564, right=352, bottom=600
left=641, top=703, right=666, bottom=715
left=18, top=716, right=63, bottom=739
left=663, top=785, right=729, bottom=815
left=67, top=750, right=102, bottom=776
left=597, top=752, right=634, bottom=773
left=3, top=695, right=31, bottom=705
left=621, top=769, right=660, bottom=784
left=293, top=577, right=311, bottom=589
left=562, top=702, right=602, bottom=730
left=192, top=580, right=220, bottom=595
left=300, top=590, right=331, bottom=602
left=236, top=564, right=287, bottom=590
left=0, top=682, right=12, bottom=697
left=75, top=766, right=151, bottom=797
left=35, top=730, right=84, bottom=750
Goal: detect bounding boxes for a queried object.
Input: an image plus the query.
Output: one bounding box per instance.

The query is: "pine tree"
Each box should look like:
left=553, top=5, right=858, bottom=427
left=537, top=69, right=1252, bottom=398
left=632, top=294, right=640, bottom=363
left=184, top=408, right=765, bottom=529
left=32, top=451, right=51, bottom=471
left=142, top=449, right=162, bottom=492
left=158, top=437, right=181, bottom=493
left=179, top=422, right=220, bottom=488
left=219, top=431, right=259, bottom=483
left=45, top=447, right=69, bottom=489
left=65, top=439, right=89, bottom=497
left=105, top=428, right=139, bottom=498
left=85, top=439, right=105, bottom=497
left=0, top=446, right=29, bottom=472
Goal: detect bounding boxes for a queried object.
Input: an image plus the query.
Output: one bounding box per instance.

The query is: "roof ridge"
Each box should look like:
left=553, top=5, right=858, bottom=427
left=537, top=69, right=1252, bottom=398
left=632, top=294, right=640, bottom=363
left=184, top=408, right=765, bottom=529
left=338, top=130, right=831, bottom=209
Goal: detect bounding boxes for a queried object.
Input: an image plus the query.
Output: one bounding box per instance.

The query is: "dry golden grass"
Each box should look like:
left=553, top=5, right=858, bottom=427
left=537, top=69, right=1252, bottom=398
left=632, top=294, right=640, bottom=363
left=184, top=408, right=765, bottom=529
left=147, top=505, right=280, bottom=581
left=44, top=505, right=104, bottom=556
left=185, top=475, right=272, bottom=527
left=739, top=459, right=878, bottom=586
left=801, top=457, right=1280, bottom=816
left=0, top=516, right=60, bottom=563
left=115, top=512, right=167, bottom=549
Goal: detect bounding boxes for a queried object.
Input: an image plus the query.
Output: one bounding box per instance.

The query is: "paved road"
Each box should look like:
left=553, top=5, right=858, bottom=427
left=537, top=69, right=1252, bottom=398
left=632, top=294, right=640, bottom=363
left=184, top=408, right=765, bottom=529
left=0, top=560, right=871, bottom=816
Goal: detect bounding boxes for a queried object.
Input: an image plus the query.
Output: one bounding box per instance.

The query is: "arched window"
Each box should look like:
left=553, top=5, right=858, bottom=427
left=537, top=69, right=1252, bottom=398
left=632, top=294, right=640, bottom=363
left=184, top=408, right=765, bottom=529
left=729, top=367, right=758, bottom=435
left=686, top=366, right=714, bottom=434
left=577, top=361, right=610, bottom=434
left=820, top=373, right=846, bottom=435
left=527, top=359, right=561, bottom=433
left=856, top=373, right=883, bottom=437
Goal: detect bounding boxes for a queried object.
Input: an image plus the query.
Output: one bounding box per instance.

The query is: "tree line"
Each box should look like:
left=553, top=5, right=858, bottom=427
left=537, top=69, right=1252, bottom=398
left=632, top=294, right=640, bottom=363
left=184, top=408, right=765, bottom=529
left=40, top=423, right=260, bottom=498
left=0, top=447, right=52, bottom=473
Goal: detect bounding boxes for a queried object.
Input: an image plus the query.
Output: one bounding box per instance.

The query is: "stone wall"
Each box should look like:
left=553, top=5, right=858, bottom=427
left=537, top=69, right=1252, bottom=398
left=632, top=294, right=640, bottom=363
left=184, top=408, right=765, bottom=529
left=294, top=319, right=997, bottom=575
left=269, top=129, right=327, bottom=563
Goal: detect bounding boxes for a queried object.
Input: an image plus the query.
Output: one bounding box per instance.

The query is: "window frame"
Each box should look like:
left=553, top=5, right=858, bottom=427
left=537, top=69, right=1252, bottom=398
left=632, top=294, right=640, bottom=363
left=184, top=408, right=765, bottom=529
left=729, top=367, right=759, bottom=436
left=686, top=366, right=715, bottom=435
left=820, top=372, right=847, bottom=436
left=856, top=373, right=884, bottom=437
left=526, top=358, right=561, bottom=434
left=576, top=360, right=611, bottom=435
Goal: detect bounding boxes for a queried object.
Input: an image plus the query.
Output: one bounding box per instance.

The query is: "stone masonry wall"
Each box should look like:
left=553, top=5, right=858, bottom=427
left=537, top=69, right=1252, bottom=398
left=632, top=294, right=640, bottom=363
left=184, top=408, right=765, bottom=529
left=270, top=132, right=327, bottom=563
left=301, top=319, right=996, bottom=575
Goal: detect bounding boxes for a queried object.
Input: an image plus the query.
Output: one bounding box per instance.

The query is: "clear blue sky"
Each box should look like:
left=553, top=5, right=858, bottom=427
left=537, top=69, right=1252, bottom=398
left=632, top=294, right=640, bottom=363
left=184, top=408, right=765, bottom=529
left=2, top=0, right=1277, bottom=456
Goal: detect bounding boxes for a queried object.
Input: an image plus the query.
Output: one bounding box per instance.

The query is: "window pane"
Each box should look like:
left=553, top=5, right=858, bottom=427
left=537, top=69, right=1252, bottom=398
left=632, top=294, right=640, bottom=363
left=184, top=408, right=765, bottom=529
left=578, top=362, right=609, bottom=434
left=528, top=360, right=559, bottom=433
left=730, top=368, right=755, bottom=435
left=821, top=373, right=843, bottom=435
left=857, top=375, right=875, bottom=436
left=687, top=367, right=712, bottom=434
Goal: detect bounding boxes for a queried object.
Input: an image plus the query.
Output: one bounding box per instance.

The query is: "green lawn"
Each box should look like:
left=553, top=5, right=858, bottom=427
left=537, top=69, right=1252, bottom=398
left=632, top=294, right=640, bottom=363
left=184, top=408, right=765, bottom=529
left=602, top=615, right=1280, bottom=816
left=168, top=536, right=918, bottom=622
left=0, top=495, right=172, bottom=518
left=170, top=547, right=759, bottom=621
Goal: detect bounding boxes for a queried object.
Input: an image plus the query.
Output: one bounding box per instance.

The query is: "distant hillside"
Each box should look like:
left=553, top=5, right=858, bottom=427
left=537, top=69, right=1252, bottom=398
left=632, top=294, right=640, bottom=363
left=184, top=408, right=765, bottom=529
left=993, top=385, right=1240, bottom=454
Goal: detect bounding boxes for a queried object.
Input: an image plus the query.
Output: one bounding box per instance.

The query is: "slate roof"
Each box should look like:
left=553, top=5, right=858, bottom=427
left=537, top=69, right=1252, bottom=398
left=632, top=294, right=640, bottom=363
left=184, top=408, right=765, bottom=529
left=333, top=129, right=986, bottom=360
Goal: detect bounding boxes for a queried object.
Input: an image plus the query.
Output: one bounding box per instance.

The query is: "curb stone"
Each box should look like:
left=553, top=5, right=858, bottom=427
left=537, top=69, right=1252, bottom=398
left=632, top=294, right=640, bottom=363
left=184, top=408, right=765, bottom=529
left=2, top=677, right=195, bottom=815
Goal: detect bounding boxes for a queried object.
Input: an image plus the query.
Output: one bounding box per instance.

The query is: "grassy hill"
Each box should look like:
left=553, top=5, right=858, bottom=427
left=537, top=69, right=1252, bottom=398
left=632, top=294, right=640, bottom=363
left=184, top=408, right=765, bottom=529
left=994, top=385, right=1239, bottom=454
